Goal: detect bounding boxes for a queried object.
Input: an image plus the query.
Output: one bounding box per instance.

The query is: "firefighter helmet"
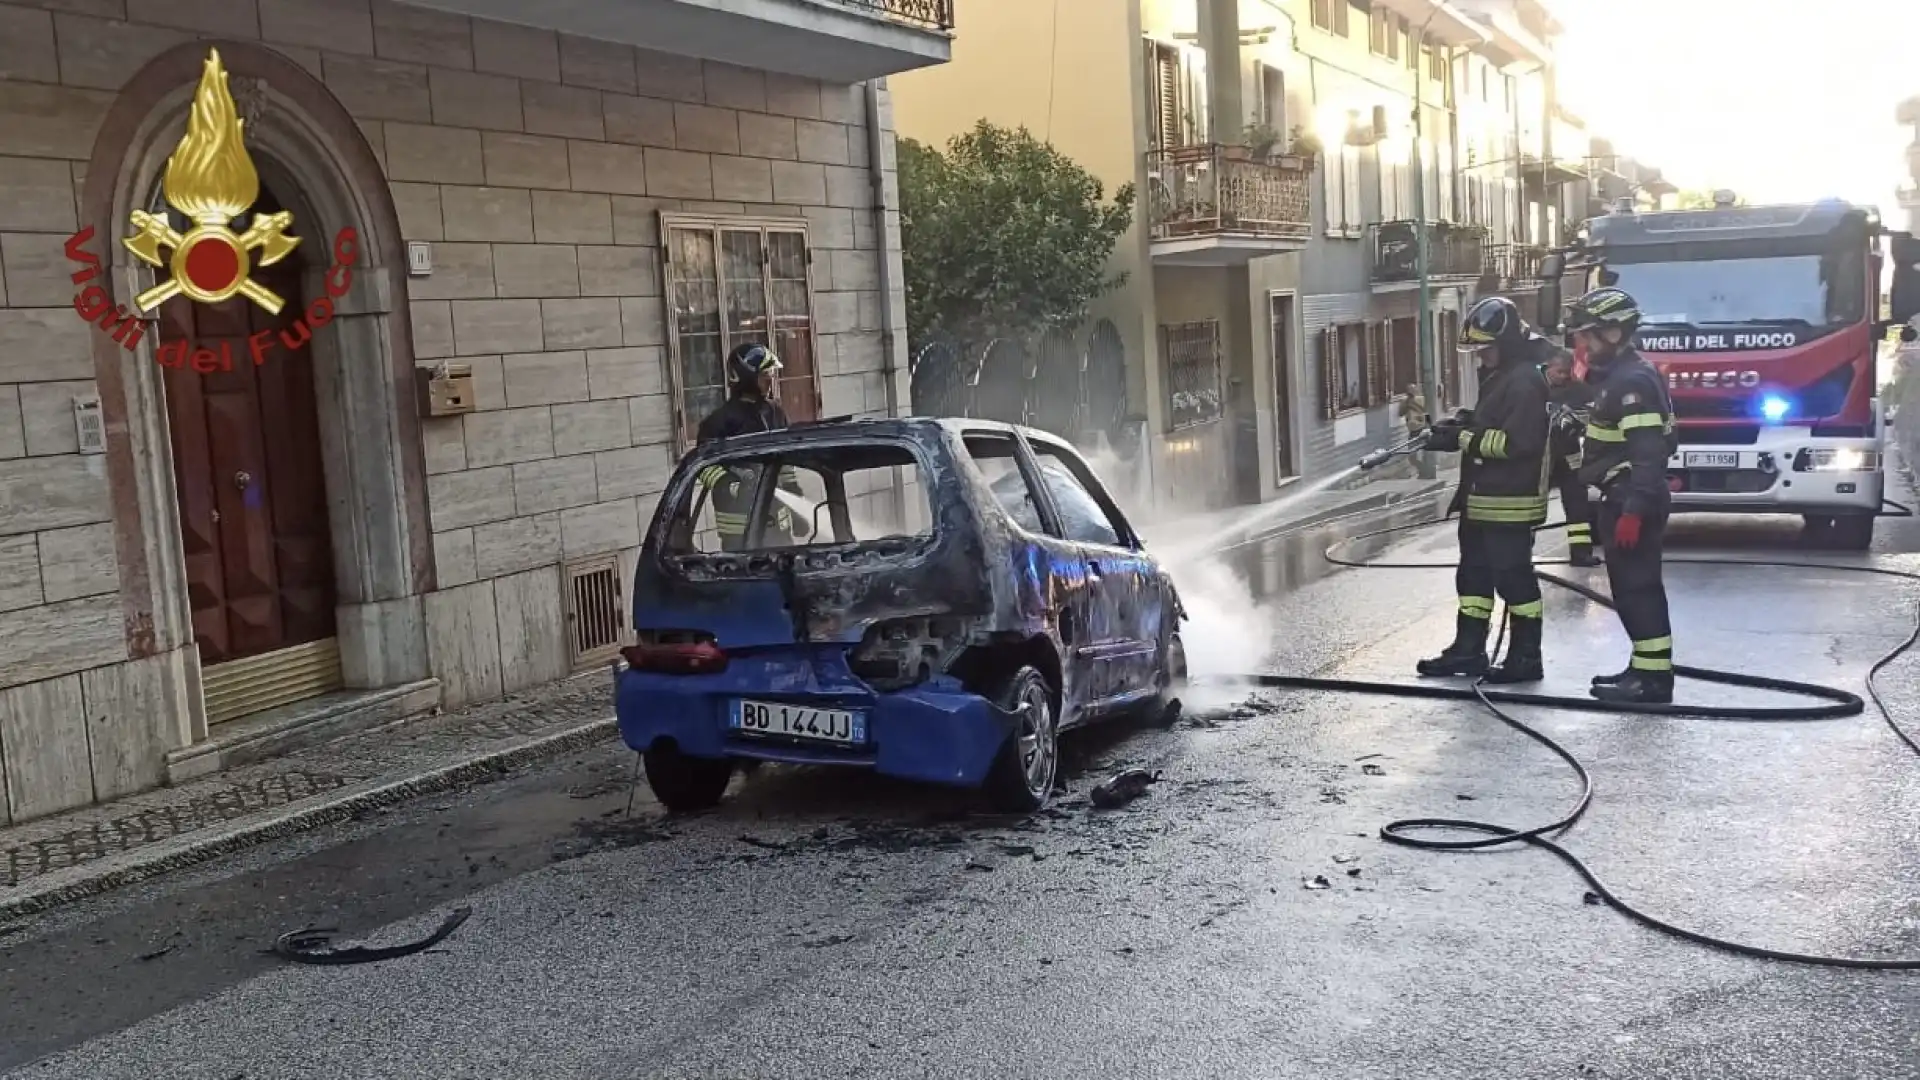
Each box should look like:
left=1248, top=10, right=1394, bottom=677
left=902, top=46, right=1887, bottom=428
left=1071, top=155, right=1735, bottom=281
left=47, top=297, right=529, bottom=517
left=1457, top=296, right=1525, bottom=354
left=1563, top=286, right=1641, bottom=334
left=725, top=342, right=783, bottom=392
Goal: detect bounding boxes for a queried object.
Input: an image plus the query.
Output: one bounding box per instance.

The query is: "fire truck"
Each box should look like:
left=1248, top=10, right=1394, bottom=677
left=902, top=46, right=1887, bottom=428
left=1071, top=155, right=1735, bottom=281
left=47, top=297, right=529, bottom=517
left=1540, top=194, right=1920, bottom=549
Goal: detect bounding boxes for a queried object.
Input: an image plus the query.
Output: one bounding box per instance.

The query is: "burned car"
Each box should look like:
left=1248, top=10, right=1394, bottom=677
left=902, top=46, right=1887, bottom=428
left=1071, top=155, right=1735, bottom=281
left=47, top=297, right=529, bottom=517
left=616, top=417, right=1187, bottom=813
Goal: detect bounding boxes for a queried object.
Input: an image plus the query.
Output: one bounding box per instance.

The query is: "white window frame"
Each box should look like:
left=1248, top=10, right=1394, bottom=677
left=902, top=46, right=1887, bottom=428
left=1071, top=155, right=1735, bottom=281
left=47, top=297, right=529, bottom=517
left=659, top=212, right=823, bottom=454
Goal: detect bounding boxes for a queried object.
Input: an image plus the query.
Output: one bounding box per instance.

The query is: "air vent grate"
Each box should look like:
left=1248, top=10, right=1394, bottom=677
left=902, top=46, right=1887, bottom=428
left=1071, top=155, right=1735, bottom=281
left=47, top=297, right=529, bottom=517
left=564, top=555, right=625, bottom=672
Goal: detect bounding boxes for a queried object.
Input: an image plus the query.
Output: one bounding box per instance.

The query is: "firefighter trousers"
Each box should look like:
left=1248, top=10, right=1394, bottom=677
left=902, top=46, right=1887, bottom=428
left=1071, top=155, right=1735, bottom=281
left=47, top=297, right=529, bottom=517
left=1597, top=499, right=1673, bottom=673
left=1456, top=519, right=1543, bottom=625
left=1550, top=455, right=1594, bottom=554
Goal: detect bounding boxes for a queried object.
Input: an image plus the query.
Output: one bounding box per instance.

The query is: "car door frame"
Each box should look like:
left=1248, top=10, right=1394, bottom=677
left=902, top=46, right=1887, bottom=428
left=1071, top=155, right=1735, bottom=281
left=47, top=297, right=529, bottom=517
left=959, top=426, right=1106, bottom=725
left=1019, top=430, right=1165, bottom=716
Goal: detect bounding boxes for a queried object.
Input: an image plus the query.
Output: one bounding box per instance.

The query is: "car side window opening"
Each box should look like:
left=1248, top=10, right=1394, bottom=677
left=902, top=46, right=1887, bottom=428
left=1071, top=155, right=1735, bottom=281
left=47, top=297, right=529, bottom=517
left=962, top=434, right=1050, bottom=536
left=1032, top=447, right=1129, bottom=548
left=666, top=445, right=932, bottom=555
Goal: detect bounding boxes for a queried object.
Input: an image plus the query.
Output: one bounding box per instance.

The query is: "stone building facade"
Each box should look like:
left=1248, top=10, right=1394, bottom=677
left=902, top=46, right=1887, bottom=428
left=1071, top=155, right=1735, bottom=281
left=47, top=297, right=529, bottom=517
left=0, top=0, right=944, bottom=824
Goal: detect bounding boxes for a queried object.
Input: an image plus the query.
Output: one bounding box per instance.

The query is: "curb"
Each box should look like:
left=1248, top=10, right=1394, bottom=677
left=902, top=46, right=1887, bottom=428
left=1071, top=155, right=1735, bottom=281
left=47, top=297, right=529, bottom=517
left=0, top=717, right=618, bottom=922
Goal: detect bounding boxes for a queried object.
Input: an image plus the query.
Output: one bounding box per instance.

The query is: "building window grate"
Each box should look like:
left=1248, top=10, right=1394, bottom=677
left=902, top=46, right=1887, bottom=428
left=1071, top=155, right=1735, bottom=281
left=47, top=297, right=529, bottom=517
left=564, top=555, right=625, bottom=672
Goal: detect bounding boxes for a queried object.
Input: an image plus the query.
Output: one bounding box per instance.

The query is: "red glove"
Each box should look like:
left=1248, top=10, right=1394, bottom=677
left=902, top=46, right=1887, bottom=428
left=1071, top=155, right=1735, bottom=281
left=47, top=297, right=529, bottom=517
left=1613, top=512, right=1643, bottom=550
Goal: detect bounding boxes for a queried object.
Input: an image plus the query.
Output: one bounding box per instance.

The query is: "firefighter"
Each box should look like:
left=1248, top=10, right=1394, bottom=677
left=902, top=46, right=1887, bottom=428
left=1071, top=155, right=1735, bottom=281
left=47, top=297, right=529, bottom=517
left=1416, top=296, right=1554, bottom=684
left=694, top=343, right=809, bottom=551
left=1564, top=286, right=1678, bottom=705
left=1543, top=346, right=1600, bottom=567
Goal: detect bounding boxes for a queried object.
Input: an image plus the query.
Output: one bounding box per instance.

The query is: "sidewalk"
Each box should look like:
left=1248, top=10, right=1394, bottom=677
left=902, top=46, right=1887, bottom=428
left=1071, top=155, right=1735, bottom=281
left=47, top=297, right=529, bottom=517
left=0, top=673, right=617, bottom=920
left=0, top=466, right=1457, bottom=922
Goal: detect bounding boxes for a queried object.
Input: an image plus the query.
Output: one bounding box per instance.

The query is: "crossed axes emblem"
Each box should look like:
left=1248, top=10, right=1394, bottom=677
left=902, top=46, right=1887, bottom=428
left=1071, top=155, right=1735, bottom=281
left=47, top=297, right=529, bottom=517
left=124, top=208, right=302, bottom=315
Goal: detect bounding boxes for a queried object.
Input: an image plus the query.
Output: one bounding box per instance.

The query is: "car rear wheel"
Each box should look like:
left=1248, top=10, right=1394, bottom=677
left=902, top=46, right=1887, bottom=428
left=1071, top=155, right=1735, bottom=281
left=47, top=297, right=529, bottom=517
left=984, top=665, right=1058, bottom=813
left=1153, top=632, right=1188, bottom=723
left=643, top=743, right=733, bottom=812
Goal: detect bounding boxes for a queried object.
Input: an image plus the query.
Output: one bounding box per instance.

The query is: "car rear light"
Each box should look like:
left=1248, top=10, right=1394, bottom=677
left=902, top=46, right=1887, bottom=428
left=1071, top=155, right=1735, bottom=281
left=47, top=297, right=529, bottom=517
left=621, top=640, right=729, bottom=675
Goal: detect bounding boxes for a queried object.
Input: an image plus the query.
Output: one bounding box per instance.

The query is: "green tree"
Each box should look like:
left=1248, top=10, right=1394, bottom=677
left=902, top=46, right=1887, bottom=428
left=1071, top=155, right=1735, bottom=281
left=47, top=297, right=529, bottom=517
left=899, top=121, right=1136, bottom=345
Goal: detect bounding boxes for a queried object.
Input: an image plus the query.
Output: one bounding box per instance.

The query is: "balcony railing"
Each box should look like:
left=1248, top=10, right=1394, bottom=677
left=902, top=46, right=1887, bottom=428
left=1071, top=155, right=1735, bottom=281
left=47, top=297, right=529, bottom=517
left=1369, top=221, right=1487, bottom=284
left=1482, top=242, right=1549, bottom=284
left=1147, top=144, right=1314, bottom=245
left=820, top=0, right=955, bottom=31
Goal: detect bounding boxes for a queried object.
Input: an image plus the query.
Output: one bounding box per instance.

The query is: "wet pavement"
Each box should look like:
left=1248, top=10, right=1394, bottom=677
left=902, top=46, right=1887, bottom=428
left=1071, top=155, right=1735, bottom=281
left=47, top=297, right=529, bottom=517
left=4, top=504, right=1920, bottom=1078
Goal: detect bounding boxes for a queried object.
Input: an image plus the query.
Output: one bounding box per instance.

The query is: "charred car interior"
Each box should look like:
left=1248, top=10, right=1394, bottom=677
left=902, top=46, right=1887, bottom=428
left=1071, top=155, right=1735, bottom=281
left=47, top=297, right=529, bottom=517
left=617, top=418, right=1186, bottom=814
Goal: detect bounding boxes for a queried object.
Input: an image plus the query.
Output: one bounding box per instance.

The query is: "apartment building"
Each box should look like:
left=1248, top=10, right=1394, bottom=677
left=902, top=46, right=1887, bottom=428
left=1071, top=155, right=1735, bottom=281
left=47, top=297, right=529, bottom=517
left=0, top=0, right=950, bottom=824
left=891, top=0, right=1608, bottom=512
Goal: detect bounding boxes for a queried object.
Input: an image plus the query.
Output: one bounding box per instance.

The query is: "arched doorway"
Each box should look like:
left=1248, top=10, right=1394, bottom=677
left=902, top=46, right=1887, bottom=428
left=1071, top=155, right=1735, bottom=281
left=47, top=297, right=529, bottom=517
left=83, top=43, right=435, bottom=748
left=152, top=183, right=341, bottom=721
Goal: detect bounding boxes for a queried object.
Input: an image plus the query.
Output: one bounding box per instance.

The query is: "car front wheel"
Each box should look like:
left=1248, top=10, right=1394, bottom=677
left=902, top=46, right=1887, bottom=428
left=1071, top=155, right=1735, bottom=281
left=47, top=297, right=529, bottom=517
left=984, top=665, right=1058, bottom=813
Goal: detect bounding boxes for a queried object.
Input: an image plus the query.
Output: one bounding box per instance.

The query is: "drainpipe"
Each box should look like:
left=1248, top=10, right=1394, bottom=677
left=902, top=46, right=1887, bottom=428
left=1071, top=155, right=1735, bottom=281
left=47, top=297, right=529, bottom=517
left=865, top=79, right=910, bottom=520
left=866, top=79, right=903, bottom=420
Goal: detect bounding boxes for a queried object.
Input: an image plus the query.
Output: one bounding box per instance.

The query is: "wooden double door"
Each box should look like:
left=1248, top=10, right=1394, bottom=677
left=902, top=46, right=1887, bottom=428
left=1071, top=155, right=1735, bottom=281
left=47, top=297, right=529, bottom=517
left=160, top=200, right=337, bottom=684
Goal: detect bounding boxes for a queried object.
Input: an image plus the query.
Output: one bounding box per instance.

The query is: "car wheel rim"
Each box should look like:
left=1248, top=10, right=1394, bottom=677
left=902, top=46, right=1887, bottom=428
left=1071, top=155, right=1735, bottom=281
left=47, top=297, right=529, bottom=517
left=1016, top=680, right=1055, bottom=795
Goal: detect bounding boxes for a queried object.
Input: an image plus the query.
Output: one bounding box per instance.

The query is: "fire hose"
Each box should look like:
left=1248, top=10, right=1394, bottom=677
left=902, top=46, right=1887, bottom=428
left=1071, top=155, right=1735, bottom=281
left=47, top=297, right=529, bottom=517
left=1189, top=477, right=1920, bottom=969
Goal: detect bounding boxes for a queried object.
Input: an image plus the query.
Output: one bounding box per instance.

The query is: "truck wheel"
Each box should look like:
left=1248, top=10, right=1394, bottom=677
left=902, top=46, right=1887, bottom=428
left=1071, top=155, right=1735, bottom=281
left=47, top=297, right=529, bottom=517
left=983, top=665, right=1059, bottom=813
left=1831, top=514, right=1876, bottom=551
left=643, top=743, right=733, bottom=812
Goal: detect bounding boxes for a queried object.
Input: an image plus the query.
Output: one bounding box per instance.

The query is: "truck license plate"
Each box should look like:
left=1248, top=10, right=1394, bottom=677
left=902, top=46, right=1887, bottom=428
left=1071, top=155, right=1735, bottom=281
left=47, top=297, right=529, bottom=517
left=729, top=699, right=865, bottom=745
left=1684, top=451, right=1739, bottom=469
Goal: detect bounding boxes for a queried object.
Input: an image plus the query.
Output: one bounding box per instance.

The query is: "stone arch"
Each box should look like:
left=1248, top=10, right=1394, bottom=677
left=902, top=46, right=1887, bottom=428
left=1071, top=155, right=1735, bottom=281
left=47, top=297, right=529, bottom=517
left=80, top=41, right=434, bottom=735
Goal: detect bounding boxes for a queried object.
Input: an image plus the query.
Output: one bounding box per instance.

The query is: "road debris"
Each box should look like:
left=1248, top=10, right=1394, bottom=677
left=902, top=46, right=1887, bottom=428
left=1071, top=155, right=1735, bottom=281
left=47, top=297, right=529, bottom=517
left=1089, top=768, right=1160, bottom=809
left=273, top=907, right=473, bottom=966
left=1361, top=763, right=1386, bottom=776
left=1303, top=875, right=1332, bottom=890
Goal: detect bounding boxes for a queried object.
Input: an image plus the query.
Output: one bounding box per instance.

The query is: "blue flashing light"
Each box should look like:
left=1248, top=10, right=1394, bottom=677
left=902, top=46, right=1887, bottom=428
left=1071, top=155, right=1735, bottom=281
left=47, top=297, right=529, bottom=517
left=1760, top=395, right=1791, bottom=422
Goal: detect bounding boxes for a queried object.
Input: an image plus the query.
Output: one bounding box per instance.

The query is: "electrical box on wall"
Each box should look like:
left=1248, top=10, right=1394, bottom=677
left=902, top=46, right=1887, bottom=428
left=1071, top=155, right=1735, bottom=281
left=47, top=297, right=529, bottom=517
left=415, top=361, right=475, bottom=417
left=407, top=241, right=432, bottom=277
left=73, top=392, right=106, bottom=454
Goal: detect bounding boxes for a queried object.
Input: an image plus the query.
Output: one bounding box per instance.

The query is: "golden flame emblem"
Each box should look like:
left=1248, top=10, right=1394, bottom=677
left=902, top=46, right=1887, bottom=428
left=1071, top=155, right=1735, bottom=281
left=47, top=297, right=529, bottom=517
left=123, top=49, right=300, bottom=314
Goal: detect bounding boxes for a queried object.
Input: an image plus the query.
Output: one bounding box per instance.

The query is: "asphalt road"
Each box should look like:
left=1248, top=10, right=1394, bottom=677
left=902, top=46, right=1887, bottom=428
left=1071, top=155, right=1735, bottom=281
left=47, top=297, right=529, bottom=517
left=5, top=498, right=1920, bottom=1079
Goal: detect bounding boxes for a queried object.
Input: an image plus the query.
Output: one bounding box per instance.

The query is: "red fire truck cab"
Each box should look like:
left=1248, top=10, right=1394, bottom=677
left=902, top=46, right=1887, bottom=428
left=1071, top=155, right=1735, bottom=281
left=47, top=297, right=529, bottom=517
left=1542, top=197, right=1920, bottom=550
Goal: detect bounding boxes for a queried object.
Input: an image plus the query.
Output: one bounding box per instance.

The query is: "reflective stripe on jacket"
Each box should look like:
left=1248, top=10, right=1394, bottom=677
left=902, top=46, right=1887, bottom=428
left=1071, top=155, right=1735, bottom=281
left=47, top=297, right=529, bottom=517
left=1452, top=347, right=1553, bottom=526
left=1577, top=347, right=1677, bottom=516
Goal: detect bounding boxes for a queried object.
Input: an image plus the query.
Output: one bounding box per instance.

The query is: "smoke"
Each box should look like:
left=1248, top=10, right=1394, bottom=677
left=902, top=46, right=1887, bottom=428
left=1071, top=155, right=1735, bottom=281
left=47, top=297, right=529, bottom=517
left=1079, top=440, right=1272, bottom=713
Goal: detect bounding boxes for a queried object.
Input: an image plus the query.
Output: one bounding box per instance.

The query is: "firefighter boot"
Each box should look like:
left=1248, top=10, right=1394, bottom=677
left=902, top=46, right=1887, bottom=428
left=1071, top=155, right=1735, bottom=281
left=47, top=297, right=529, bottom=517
left=1589, top=668, right=1674, bottom=705
left=1483, top=616, right=1544, bottom=684
left=1568, top=543, right=1601, bottom=568
left=1415, top=614, right=1491, bottom=678
left=1590, top=665, right=1631, bottom=688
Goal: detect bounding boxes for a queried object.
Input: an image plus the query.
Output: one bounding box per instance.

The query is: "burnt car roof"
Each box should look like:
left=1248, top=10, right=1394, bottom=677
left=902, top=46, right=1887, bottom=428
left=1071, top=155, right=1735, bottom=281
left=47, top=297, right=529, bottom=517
left=688, top=415, right=1074, bottom=455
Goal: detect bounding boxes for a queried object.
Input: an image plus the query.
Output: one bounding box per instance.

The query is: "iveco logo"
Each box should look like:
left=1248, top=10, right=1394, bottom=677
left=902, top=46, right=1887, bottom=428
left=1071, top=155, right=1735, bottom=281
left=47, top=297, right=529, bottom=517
left=1666, top=370, right=1761, bottom=390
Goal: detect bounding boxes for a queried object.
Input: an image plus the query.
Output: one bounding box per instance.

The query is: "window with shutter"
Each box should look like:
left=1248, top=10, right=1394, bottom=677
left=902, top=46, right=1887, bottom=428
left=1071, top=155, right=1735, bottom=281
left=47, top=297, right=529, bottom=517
left=1311, top=0, right=1334, bottom=31
left=1322, top=143, right=1345, bottom=234
left=1320, top=326, right=1341, bottom=418
left=1258, top=63, right=1286, bottom=130
left=1336, top=1, right=1350, bottom=35
left=663, top=215, right=821, bottom=450
left=1149, top=42, right=1182, bottom=150
left=1341, top=145, right=1363, bottom=233
left=1365, top=322, right=1388, bottom=407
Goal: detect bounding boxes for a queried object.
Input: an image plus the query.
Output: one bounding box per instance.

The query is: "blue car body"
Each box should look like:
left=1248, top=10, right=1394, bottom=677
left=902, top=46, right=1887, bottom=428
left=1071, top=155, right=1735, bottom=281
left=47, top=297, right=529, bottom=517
left=616, top=417, right=1183, bottom=792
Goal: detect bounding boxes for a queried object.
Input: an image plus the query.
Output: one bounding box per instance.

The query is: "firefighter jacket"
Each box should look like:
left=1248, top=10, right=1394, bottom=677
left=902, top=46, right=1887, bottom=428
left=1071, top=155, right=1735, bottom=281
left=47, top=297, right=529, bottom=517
left=694, top=395, right=803, bottom=546
left=1577, top=346, right=1678, bottom=517
left=1547, top=376, right=1596, bottom=467
left=1439, top=349, right=1553, bottom=525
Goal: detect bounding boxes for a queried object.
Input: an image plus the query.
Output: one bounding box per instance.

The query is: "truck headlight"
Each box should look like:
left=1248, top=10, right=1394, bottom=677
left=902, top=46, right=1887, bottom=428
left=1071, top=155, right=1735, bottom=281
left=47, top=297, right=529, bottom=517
left=1804, top=448, right=1877, bottom=471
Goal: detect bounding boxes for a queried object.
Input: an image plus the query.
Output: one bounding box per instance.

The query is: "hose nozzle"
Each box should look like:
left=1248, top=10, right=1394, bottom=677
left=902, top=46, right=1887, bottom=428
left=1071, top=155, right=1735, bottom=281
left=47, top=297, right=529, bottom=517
left=1358, top=447, right=1394, bottom=471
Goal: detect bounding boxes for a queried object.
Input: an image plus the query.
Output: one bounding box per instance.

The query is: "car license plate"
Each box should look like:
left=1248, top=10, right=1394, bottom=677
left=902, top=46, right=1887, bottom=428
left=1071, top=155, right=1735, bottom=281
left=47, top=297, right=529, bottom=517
left=1684, top=451, right=1739, bottom=469
left=729, top=699, right=865, bottom=745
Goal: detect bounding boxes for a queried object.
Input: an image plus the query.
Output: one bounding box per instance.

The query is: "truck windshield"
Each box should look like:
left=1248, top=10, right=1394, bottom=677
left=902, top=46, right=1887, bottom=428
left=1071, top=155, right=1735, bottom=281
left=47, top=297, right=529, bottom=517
left=1602, top=249, right=1866, bottom=329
